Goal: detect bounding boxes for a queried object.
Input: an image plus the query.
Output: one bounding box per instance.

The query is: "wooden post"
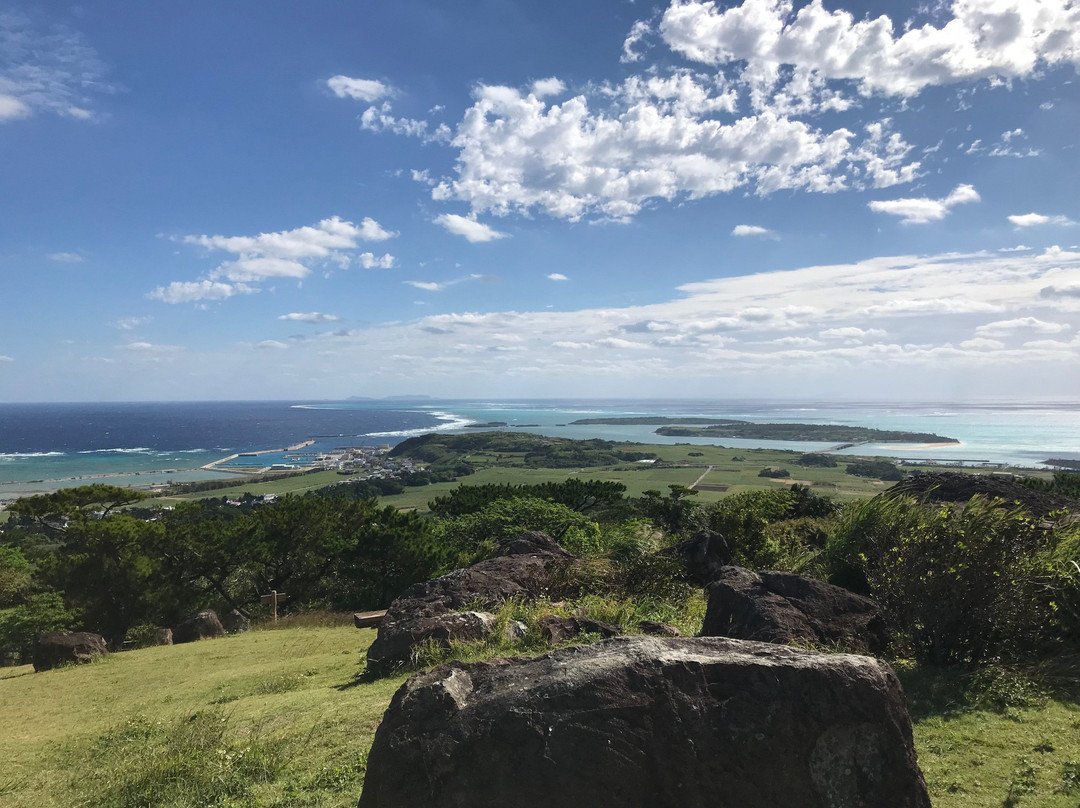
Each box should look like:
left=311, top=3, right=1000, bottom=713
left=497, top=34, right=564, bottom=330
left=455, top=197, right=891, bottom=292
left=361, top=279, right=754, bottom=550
left=260, top=590, right=287, bottom=621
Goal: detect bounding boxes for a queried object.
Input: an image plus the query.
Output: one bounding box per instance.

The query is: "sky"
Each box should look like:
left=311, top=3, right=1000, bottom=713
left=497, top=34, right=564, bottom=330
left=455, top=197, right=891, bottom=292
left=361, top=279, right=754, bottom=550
left=1, top=0, right=1078, bottom=402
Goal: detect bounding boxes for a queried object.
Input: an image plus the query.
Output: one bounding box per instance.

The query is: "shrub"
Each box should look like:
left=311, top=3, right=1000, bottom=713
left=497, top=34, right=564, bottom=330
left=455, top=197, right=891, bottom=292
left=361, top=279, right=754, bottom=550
left=796, top=453, right=838, bottom=468
left=826, top=494, right=1080, bottom=663
left=845, top=459, right=903, bottom=481
left=758, top=467, right=791, bottom=478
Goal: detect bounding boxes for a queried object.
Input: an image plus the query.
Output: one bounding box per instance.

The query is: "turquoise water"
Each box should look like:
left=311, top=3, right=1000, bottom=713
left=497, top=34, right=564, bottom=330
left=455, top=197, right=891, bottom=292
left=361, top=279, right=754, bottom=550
left=2, top=399, right=1077, bottom=497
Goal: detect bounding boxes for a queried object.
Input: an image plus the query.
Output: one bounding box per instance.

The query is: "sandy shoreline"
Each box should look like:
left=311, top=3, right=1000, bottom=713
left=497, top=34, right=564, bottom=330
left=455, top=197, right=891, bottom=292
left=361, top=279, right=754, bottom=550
left=876, top=441, right=965, bottom=450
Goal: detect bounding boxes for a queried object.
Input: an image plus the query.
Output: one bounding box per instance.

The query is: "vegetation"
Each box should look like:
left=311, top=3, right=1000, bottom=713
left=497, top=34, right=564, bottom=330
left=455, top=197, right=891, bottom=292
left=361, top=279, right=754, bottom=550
left=796, top=452, right=838, bottom=467
left=389, top=431, right=657, bottom=468
left=2, top=436, right=1079, bottom=806
left=845, top=458, right=904, bottom=481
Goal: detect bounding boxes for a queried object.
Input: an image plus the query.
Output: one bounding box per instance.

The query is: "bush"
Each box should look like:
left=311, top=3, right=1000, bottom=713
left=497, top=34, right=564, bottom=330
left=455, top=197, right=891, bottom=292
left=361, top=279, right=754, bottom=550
left=758, top=467, right=790, bottom=478
left=826, top=495, right=1080, bottom=663
left=796, top=453, right=838, bottom=467
left=845, top=459, right=903, bottom=481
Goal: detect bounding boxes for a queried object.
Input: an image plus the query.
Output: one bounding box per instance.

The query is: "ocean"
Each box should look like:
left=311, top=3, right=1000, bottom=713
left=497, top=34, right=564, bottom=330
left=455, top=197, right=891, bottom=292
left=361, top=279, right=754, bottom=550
left=1, top=399, right=1078, bottom=497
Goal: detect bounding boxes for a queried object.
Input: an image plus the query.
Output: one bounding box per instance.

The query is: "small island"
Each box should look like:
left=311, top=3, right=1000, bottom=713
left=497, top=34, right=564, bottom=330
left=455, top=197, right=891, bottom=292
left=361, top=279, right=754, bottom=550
left=654, top=422, right=959, bottom=444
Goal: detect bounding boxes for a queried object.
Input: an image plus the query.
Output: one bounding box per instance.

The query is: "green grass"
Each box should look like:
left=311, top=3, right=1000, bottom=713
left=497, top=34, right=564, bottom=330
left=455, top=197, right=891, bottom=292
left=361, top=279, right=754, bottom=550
left=4, top=622, right=1080, bottom=807
left=152, top=470, right=352, bottom=505
left=0, top=623, right=404, bottom=808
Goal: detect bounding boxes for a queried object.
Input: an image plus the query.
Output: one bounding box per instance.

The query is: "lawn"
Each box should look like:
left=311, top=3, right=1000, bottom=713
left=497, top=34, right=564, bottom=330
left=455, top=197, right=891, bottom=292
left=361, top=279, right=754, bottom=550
left=3, top=622, right=1080, bottom=807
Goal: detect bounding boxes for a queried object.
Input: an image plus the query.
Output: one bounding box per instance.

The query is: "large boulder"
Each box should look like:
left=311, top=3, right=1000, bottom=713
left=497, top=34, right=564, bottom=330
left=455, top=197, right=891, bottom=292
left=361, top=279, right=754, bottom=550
left=657, top=528, right=732, bottom=584
left=365, top=531, right=574, bottom=673
left=359, top=635, right=930, bottom=808
left=172, top=609, right=225, bottom=644
left=220, top=609, right=251, bottom=634
left=701, top=566, right=889, bottom=655
left=33, top=631, right=108, bottom=672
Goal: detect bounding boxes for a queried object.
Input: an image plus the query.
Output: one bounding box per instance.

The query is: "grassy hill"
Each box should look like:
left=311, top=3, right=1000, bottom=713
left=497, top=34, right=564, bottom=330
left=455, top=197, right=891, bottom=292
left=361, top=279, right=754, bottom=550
left=3, top=619, right=1080, bottom=807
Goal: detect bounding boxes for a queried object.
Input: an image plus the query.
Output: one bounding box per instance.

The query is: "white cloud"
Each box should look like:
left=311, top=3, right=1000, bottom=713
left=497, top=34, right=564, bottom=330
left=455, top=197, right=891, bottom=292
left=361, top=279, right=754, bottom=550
left=404, top=274, right=485, bottom=292
left=547, top=273, right=569, bottom=281
left=959, top=337, right=1006, bottom=350
left=658, top=0, right=1080, bottom=97
left=360, top=102, right=451, bottom=142
left=147, top=280, right=249, bottom=304
left=116, top=316, right=152, bottom=330
left=622, top=19, right=653, bottom=63
left=531, top=77, right=565, bottom=97
left=154, top=216, right=396, bottom=303
left=126, top=341, right=182, bottom=352
left=0, top=11, right=112, bottom=122
left=869, top=184, right=980, bottom=224
left=432, top=83, right=919, bottom=221
left=975, top=317, right=1071, bottom=336
left=278, top=312, right=340, bottom=323
left=327, top=75, right=392, bottom=102
left=1040, top=284, right=1080, bottom=299
left=257, top=340, right=288, bottom=350
left=47, top=251, right=83, bottom=263
left=357, top=252, right=396, bottom=269
left=1009, top=212, right=1077, bottom=227
left=820, top=326, right=887, bottom=339
left=434, top=213, right=508, bottom=243
left=0, top=355, right=13, bottom=362
left=732, top=224, right=777, bottom=238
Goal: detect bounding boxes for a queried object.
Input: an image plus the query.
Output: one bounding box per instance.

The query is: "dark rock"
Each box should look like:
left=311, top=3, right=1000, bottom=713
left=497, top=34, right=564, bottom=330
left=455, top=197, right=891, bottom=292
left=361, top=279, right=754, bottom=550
left=33, top=631, right=109, bottom=672
left=354, top=610, right=387, bottom=629
left=576, top=618, right=622, bottom=638
left=220, top=609, right=251, bottom=634
left=538, top=615, right=579, bottom=643
left=172, top=609, right=225, bottom=644
left=657, top=528, right=733, bottom=584
left=638, top=620, right=681, bottom=637
left=702, top=566, right=889, bottom=655
left=154, top=628, right=173, bottom=646
left=359, top=635, right=930, bottom=808
left=887, top=471, right=1076, bottom=518
left=366, top=531, right=574, bottom=673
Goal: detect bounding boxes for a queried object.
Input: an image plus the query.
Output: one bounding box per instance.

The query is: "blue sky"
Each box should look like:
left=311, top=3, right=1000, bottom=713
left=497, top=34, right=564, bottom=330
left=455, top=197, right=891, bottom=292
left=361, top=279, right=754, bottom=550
left=1, top=0, right=1078, bottom=402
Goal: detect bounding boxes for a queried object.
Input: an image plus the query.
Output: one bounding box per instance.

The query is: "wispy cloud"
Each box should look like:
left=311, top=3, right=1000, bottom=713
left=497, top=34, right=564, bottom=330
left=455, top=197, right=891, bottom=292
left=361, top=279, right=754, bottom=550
left=404, top=273, right=489, bottom=292
left=547, top=273, right=568, bottom=281
left=326, top=75, right=392, bottom=102
left=434, top=214, right=508, bottom=243
left=869, top=184, right=980, bottom=225
left=47, top=251, right=84, bottom=263
left=278, top=312, right=340, bottom=323
left=731, top=225, right=778, bottom=239
left=1009, top=212, right=1077, bottom=228
left=0, top=10, right=113, bottom=122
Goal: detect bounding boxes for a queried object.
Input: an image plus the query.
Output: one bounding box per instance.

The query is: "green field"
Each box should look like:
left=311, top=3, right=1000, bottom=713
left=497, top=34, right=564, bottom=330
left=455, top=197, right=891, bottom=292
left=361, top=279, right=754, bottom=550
left=3, top=623, right=1080, bottom=807
left=140, top=442, right=1051, bottom=513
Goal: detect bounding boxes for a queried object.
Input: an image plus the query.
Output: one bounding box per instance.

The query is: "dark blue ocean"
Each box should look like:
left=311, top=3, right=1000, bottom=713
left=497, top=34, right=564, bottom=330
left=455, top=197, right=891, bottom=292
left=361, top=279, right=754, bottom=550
left=2, top=399, right=1078, bottom=496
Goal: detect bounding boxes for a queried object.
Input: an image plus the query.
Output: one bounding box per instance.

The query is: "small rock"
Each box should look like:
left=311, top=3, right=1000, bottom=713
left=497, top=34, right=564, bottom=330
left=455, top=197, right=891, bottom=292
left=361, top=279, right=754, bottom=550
left=538, top=615, right=579, bottom=643
left=220, top=609, right=251, bottom=634
left=504, top=620, right=528, bottom=642
left=173, top=609, right=225, bottom=644
left=638, top=620, right=681, bottom=637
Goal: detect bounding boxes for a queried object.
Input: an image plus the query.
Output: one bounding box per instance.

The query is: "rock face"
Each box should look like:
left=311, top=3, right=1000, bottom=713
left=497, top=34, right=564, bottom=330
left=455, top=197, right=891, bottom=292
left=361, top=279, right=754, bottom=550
left=33, top=631, right=108, bottom=672
left=359, top=635, right=930, bottom=808
left=365, top=532, right=574, bottom=673
left=537, top=615, right=622, bottom=644
left=702, top=566, right=888, bottom=655
left=657, top=528, right=733, bottom=584
left=638, top=620, right=681, bottom=637
left=172, top=609, right=226, bottom=644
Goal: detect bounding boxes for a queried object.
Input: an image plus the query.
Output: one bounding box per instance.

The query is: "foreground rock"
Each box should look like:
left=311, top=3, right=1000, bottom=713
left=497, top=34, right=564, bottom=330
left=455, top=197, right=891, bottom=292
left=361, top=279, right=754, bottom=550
left=365, top=531, right=574, bottom=673
left=702, top=566, right=888, bottom=655
left=220, top=609, right=251, bottom=634
left=359, top=636, right=929, bottom=808
left=172, top=609, right=225, bottom=644
left=33, top=631, right=108, bottom=672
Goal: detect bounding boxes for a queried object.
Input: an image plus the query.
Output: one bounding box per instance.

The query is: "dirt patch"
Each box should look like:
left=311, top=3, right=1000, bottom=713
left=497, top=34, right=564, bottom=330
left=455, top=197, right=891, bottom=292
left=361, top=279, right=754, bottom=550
left=693, top=484, right=729, bottom=492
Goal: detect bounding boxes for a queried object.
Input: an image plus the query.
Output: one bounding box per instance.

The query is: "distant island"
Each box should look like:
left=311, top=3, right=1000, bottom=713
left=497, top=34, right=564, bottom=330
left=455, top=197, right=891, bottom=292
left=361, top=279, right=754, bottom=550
left=570, top=417, right=719, bottom=426
left=654, top=423, right=959, bottom=444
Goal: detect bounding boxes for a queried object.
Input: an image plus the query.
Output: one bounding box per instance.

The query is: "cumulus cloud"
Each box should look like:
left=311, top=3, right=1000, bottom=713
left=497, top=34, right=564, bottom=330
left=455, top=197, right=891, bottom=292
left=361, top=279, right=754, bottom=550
left=621, top=19, right=654, bottom=63
left=431, top=83, right=919, bottom=221
left=974, top=317, right=1071, bottom=336
left=819, top=326, right=886, bottom=339
left=547, top=273, right=569, bottom=281
left=732, top=224, right=777, bottom=238
left=1040, top=284, right=1080, bottom=299
left=278, top=312, right=340, bottom=323
left=47, top=251, right=84, bottom=263
left=153, top=216, right=396, bottom=303
left=658, top=0, right=1080, bottom=97
left=531, top=77, right=565, bottom=97
left=868, top=184, right=980, bottom=224
left=1009, top=212, right=1077, bottom=227
left=434, top=213, right=508, bottom=242
left=327, top=75, right=392, bottom=102
left=360, top=101, right=451, bottom=142
left=0, top=10, right=113, bottom=122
